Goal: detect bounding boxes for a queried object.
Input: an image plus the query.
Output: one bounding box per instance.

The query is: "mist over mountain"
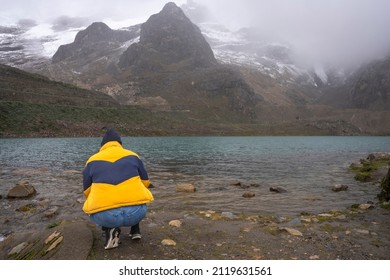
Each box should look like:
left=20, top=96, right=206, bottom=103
left=52, top=22, right=135, bottom=63
left=118, top=2, right=217, bottom=72
left=1, top=1, right=390, bottom=136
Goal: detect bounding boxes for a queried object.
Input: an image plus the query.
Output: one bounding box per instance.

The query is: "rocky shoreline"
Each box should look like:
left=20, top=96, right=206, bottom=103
left=0, top=153, right=389, bottom=260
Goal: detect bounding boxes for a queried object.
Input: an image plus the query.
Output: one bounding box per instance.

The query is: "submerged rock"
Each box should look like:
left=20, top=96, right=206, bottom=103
left=332, top=184, right=349, bottom=192
left=7, top=181, right=37, bottom=198
left=221, top=212, right=236, bottom=219
left=44, top=206, right=59, bottom=218
left=270, top=186, right=287, bottom=193
left=242, top=192, right=255, bottom=198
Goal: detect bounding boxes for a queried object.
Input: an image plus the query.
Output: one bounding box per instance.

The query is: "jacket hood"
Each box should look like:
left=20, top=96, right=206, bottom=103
left=100, top=128, right=122, bottom=147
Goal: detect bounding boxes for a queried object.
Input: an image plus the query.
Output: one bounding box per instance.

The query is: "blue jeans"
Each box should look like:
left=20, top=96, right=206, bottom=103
left=89, top=204, right=147, bottom=228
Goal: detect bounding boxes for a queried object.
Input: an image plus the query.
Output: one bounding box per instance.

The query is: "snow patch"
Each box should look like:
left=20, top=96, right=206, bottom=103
left=41, top=29, right=80, bottom=57
left=314, top=65, right=328, bottom=84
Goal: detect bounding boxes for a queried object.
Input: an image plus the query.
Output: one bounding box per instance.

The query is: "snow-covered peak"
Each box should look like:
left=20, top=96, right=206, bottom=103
left=0, top=21, right=85, bottom=67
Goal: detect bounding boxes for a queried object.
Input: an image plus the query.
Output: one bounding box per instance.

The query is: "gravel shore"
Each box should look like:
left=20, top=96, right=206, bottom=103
left=1, top=162, right=389, bottom=260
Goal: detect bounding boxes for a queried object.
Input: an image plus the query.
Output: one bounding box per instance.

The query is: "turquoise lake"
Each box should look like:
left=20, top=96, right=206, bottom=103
left=1, top=136, right=389, bottom=216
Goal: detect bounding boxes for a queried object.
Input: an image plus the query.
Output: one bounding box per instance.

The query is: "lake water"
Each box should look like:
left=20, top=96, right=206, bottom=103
left=1, top=136, right=389, bottom=216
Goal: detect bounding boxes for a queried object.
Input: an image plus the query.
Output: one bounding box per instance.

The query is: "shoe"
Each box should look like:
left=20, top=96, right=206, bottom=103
left=129, top=224, right=142, bottom=240
left=101, top=226, right=108, bottom=238
left=104, top=227, right=121, bottom=249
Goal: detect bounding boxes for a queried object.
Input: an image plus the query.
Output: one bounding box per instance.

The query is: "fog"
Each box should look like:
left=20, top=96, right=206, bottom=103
left=0, top=0, right=186, bottom=26
left=1, top=0, right=390, bottom=68
left=192, top=0, right=390, bottom=69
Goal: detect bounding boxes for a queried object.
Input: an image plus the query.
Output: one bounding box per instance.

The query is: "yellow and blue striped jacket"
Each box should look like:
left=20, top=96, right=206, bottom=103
left=82, top=141, right=154, bottom=214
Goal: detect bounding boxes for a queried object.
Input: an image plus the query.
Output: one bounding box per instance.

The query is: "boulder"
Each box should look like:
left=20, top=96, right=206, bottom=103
left=7, top=181, right=36, bottom=198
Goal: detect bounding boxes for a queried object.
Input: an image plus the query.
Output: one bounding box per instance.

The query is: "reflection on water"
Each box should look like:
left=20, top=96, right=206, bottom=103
left=1, top=136, right=389, bottom=215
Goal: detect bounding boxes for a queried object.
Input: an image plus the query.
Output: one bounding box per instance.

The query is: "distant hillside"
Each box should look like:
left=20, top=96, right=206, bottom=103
left=317, top=56, right=390, bottom=111
left=1, top=61, right=390, bottom=137
left=0, top=63, right=199, bottom=137
left=0, top=63, right=118, bottom=107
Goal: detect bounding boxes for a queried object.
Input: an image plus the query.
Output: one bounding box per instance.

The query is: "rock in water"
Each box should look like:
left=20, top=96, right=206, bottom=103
left=44, top=206, right=59, bottom=218
left=7, top=180, right=36, bottom=198
left=242, top=192, right=255, bottom=198
left=332, top=184, right=349, bottom=192
left=270, top=186, right=287, bottom=193
left=176, top=183, right=196, bottom=193
left=358, top=203, right=374, bottom=210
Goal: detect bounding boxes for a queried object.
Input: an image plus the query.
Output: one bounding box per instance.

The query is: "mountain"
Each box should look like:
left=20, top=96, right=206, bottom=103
left=52, top=22, right=135, bottom=63
left=349, top=58, right=390, bottom=110
left=45, top=2, right=262, bottom=121
left=180, top=1, right=334, bottom=89
left=318, top=57, right=390, bottom=110
left=1, top=2, right=390, bottom=136
left=119, top=2, right=217, bottom=72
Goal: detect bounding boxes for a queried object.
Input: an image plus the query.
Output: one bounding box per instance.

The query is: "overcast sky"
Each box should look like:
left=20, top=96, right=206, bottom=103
left=1, top=0, right=390, bottom=68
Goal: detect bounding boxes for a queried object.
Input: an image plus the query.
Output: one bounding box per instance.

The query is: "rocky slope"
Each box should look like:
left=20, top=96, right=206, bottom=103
left=119, top=2, right=217, bottom=71
left=318, top=57, right=390, bottom=110
left=0, top=63, right=117, bottom=107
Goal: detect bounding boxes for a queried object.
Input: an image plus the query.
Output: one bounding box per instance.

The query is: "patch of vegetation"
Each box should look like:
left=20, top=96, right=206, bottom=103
left=16, top=203, right=36, bottom=213
left=370, top=239, right=382, bottom=247
left=378, top=168, right=390, bottom=202
left=350, top=157, right=390, bottom=182
left=380, top=203, right=390, bottom=210
left=351, top=204, right=360, bottom=210
left=354, top=172, right=372, bottom=182
left=264, top=225, right=279, bottom=236
left=46, top=222, right=61, bottom=229
left=317, top=216, right=333, bottom=223
left=320, top=223, right=345, bottom=233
